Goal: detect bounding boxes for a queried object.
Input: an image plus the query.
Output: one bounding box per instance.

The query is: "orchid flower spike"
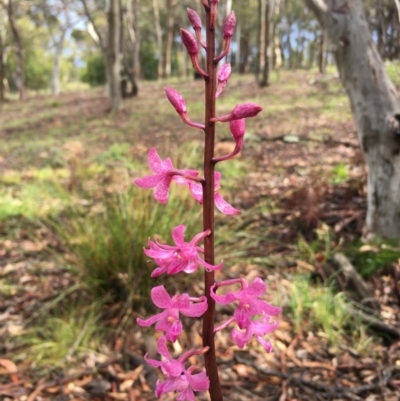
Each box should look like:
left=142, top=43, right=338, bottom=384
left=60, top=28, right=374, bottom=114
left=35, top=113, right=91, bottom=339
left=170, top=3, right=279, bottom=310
left=165, top=88, right=206, bottom=129
left=145, top=337, right=210, bottom=400
left=133, top=148, right=199, bottom=204
left=144, top=224, right=223, bottom=277
left=215, top=63, right=231, bottom=98
left=211, top=103, right=262, bottom=123
left=136, top=286, right=208, bottom=342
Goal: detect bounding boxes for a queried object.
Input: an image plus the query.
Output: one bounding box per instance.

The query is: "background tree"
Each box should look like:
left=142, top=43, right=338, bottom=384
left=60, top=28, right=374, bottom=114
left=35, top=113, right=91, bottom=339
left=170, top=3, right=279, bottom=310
left=302, top=0, right=400, bottom=239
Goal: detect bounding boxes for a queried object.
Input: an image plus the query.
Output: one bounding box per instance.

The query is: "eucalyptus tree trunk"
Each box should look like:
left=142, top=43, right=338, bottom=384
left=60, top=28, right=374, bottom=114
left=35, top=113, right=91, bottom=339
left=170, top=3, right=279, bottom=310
left=0, top=23, right=5, bottom=102
left=7, top=0, right=24, bottom=100
left=164, top=0, right=176, bottom=78
left=107, top=0, right=122, bottom=110
left=303, top=0, right=400, bottom=239
left=152, top=0, right=163, bottom=79
left=51, top=28, right=67, bottom=95
left=257, top=0, right=276, bottom=87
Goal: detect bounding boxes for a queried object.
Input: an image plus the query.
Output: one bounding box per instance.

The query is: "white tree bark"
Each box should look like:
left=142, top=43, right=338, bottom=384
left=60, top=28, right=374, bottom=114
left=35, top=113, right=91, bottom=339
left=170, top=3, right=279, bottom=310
left=302, top=0, right=400, bottom=239
left=51, top=28, right=67, bottom=95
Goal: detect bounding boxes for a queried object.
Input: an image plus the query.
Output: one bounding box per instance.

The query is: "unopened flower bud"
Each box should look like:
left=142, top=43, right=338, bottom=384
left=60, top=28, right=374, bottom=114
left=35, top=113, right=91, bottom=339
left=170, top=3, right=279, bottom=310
left=232, top=103, right=262, bottom=119
left=230, top=119, right=245, bottom=140
left=165, top=87, right=187, bottom=114
left=211, top=103, right=262, bottom=123
left=223, top=11, right=236, bottom=39
left=216, top=63, right=231, bottom=98
left=181, top=28, right=199, bottom=56
left=181, top=28, right=198, bottom=57
left=187, top=8, right=202, bottom=31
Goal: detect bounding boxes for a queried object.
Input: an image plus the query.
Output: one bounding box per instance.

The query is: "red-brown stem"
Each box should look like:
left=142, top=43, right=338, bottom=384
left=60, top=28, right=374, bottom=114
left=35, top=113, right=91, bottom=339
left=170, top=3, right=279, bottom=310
left=202, top=6, right=223, bottom=401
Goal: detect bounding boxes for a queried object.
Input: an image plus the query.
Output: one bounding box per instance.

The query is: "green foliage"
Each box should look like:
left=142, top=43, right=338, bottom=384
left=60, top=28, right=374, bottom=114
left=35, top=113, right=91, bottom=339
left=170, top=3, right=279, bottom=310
left=345, top=238, right=400, bottom=278
left=140, top=42, right=158, bottom=80
left=20, top=307, right=102, bottom=369
left=288, top=275, right=354, bottom=345
left=297, top=223, right=334, bottom=263
left=385, top=60, right=400, bottom=87
left=330, top=162, right=349, bottom=185
left=81, top=52, right=106, bottom=87
left=53, top=186, right=202, bottom=304
left=5, top=16, right=53, bottom=91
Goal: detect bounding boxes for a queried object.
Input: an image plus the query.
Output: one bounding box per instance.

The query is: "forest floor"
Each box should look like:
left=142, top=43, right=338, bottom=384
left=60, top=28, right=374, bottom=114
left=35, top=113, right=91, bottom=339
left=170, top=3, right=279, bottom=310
left=1, top=70, right=400, bottom=401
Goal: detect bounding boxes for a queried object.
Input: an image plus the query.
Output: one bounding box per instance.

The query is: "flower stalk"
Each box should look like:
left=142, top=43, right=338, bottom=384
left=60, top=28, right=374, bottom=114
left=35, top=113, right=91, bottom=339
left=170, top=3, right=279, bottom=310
left=201, top=6, right=223, bottom=401
left=134, top=1, right=280, bottom=400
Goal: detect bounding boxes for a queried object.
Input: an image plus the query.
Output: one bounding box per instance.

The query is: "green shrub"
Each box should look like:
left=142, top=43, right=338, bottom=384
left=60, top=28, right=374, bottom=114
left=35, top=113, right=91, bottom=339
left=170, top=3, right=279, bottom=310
left=53, top=186, right=202, bottom=305
left=81, top=52, right=106, bottom=87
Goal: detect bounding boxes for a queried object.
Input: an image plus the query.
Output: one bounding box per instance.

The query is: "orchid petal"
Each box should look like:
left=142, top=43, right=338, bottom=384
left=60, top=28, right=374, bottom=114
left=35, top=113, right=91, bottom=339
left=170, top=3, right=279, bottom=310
left=172, top=225, right=186, bottom=245
left=151, top=285, right=172, bottom=309
left=136, top=310, right=166, bottom=327
left=214, top=192, right=240, bottom=215
left=154, top=176, right=173, bottom=204
left=133, top=174, right=163, bottom=188
left=180, top=296, right=208, bottom=317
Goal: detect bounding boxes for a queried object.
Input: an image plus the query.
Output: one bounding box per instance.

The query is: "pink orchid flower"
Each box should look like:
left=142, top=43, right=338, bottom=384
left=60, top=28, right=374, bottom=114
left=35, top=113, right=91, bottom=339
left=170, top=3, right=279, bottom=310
left=133, top=148, right=199, bottom=204
left=211, top=277, right=281, bottom=328
left=145, top=337, right=210, bottom=401
left=145, top=224, right=223, bottom=277
left=136, top=286, right=207, bottom=342
left=189, top=172, right=239, bottom=215
left=231, top=316, right=279, bottom=351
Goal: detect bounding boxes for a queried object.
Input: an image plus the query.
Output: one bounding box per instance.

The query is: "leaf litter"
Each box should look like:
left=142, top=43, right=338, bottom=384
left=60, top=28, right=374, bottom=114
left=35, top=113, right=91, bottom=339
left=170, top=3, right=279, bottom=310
left=0, top=71, right=400, bottom=400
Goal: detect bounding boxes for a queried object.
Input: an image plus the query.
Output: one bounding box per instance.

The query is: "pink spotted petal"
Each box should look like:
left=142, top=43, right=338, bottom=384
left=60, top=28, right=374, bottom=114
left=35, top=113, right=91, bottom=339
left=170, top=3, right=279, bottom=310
left=252, top=319, right=279, bottom=336
left=163, top=359, right=185, bottom=377
left=172, top=293, right=191, bottom=310
left=244, top=277, right=266, bottom=297
left=136, top=310, right=167, bottom=327
left=147, top=147, right=164, bottom=173
left=234, top=307, right=251, bottom=329
left=133, top=174, right=163, bottom=189
left=163, top=321, right=182, bottom=342
left=231, top=327, right=252, bottom=349
left=198, top=256, right=223, bottom=271
left=180, top=296, right=208, bottom=317
left=154, top=176, right=173, bottom=204
left=151, top=266, right=168, bottom=278
left=250, top=298, right=282, bottom=316
left=210, top=287, right=237, bottom=305
left=257, top=336, right=273, bottom=352
left=156, top=336, right=171, bottom=359
left=151, top=285, right=173, bottom=309
left=144, top=353, right=162, bottom=368
left=214, top=192, right=240, bottom=215
left=156, top=379, right=177, bottom=398
left=214, top=172, right=221, bottom=188
left=185, top=371, right=210, bottom=392
left=167, top=260, right=189, bottom=275
left=189, top=181, right=203, bottom=202
left=172, top=225, right=186, bottom=245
